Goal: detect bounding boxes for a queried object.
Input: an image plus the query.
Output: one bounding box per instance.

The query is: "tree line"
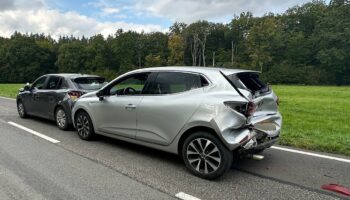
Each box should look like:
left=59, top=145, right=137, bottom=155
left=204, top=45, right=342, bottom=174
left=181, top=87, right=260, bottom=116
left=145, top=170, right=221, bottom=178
left=0, top=0, right=349, bottom=85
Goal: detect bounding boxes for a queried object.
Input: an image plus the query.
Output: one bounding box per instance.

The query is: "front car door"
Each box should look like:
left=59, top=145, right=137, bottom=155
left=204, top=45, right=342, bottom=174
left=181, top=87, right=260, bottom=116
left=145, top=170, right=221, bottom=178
left=91, top=72, right=152, bottom=139
left=26, top=76, right=48, bottom=116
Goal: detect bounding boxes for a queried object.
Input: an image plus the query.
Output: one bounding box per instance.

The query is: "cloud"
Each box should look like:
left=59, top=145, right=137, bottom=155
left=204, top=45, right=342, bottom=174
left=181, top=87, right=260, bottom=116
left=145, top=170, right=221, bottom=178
left=0, top=0, right=14, bottom=11
left=0, top=0, right=163, bottom=39
left=134, top=0, right=319, bottom=23
left=102, top=7, right=120, bottom=15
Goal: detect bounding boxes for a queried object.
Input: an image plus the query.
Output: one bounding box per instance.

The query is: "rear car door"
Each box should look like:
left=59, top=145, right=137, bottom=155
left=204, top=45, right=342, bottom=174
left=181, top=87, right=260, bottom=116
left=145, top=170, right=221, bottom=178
left=91, top=72, right=151, bottom=139
left=136, top=71, right=208, bottom=145
left=39, top=76, right=64, bottom=119
left=27, top=76, right=48, bottom=116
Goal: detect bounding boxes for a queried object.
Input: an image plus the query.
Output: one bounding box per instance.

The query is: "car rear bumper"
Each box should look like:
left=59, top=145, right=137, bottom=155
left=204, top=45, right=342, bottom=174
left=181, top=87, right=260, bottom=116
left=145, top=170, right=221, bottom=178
left=219, top=111, right=282, bottom=151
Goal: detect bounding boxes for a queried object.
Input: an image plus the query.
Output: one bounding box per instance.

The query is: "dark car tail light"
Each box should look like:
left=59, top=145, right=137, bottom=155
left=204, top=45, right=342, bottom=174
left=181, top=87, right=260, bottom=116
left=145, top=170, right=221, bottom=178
left=224, top=101, right=256, bottom=117
left=68, top=91, right=83, bottom=101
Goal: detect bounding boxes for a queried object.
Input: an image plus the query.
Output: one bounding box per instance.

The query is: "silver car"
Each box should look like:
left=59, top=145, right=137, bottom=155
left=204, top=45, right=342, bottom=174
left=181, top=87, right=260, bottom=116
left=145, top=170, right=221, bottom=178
left=72, top=67, right=282, bottom=179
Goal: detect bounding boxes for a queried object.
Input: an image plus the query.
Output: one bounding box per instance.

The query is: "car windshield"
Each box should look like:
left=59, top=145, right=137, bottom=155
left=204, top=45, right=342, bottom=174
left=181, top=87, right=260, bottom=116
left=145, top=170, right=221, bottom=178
left=73, top=77, right=107, bottom=91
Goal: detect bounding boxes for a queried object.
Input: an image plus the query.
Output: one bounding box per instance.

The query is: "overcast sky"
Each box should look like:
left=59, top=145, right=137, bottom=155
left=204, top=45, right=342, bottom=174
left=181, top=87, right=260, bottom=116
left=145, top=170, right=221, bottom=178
left=0, top=0, right=329, bottom=39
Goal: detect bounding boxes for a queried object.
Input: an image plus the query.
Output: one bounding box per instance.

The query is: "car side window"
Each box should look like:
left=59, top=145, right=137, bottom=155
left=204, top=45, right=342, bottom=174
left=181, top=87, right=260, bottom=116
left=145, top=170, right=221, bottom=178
left=59, top=78, right=68, bottom=89
left=46, top=76, right=61, bottom=90
left=31, top=76, right=47, bottom=90
left=109, top=72, right=151, bottom=96
left=148, top=72, right=209, bottom=95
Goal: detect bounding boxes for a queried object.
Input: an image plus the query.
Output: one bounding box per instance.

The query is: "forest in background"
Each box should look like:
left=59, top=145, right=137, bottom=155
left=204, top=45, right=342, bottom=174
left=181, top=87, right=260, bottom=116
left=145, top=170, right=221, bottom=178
left=0, top=0, right=349, bottom=85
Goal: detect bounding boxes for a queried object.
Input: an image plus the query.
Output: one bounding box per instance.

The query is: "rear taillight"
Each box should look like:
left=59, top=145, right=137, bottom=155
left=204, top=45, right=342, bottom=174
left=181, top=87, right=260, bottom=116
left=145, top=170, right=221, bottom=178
left=276, top=96, right=280, bottom=106
left=245, top=102, right=256, bottom=117
left=68, top=91, right=83, bottom=101
left=224, top=101, right=256, bottom=117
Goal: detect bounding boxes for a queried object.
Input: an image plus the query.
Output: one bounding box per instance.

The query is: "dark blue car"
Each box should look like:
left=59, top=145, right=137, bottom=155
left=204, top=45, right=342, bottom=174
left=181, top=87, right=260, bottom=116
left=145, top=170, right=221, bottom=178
left=16, top=74, right=106, bottom=130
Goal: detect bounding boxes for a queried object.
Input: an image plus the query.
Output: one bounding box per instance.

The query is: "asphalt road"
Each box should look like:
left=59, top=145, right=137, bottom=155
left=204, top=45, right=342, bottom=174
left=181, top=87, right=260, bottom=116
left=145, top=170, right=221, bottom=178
left=0, top=97, right=349, bottom=200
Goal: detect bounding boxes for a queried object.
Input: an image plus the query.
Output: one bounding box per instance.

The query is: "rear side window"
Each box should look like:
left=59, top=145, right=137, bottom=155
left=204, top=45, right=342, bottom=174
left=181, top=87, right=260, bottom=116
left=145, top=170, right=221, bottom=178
left=226, top=72, right=269, bottom=95
left=148, top=72, right=209, bottom=95
left=72, top=77, right=106, bottom=91
left=46, top=76, right=61, bottom=90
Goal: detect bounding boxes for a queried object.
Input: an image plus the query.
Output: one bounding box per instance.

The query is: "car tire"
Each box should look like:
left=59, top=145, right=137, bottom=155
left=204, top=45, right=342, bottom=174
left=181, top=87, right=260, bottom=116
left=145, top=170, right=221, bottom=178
left=75, top=111, right=95, bottom=140
left=182, top=131, right=233, bottom=180
left=17, top=100, right=28, bottom=118
left=55, top=107, right=69, bottom=130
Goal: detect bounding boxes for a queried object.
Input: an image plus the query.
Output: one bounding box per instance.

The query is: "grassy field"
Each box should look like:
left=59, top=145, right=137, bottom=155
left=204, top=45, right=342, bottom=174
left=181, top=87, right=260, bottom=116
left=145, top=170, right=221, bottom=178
left=0, top=84, right=349, bottom=156
left=0, top=84, right=24, bottom=98
left=272, top=85, right=350, bottom=156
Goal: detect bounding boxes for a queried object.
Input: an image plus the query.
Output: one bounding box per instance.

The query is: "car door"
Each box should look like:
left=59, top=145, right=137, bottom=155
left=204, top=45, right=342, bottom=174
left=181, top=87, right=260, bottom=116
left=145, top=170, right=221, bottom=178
left=27, top=76, right=48, bottom=116
left=91, top=72, right=152, bottom=139
left=39, top=76, right=63, bottom=119
left=136, top=71, right=208, bottom=145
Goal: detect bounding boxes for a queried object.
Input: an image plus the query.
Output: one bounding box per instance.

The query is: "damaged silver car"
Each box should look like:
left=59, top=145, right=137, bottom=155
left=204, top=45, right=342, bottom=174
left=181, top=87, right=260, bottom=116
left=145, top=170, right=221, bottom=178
left=72, top=67, right=282, bottom=179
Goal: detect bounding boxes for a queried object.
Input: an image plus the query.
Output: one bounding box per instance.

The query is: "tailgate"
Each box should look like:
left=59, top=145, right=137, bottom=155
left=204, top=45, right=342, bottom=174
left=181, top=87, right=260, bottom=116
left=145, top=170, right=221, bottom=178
left=222, top=71, right=282, bottom=137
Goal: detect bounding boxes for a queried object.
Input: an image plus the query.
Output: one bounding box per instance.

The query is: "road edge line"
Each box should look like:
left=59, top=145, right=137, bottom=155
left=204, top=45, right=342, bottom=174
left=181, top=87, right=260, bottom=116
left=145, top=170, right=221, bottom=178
left=271, top=146, right=350, bottom=163
left=0, top=96, right=16, bottom=101
left=8, top=121, right=60, bottom=143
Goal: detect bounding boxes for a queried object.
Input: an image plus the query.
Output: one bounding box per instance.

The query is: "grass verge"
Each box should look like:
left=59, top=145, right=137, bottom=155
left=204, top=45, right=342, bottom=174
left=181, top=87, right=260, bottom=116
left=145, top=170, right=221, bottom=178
left=0, top=84, right=23, bottom=99
left=273, top=85, right=350, bottom=156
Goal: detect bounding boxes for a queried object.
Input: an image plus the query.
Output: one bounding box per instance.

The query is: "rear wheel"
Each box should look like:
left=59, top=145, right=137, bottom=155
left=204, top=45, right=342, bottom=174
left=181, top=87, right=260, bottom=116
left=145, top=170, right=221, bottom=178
left=182, top=131, right=233, bottom=179
left=55, top=107, right=69, bottom=130
left=75, top=111, right=95, bottom=140
left=17, top=100, right=28, bottom=118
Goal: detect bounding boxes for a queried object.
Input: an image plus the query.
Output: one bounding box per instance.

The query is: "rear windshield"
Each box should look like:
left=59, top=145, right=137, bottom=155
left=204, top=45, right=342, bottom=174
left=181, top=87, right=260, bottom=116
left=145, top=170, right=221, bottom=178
left=226, top=72, right=269, bottom=95
left=72, top=77, right=107, bottom=91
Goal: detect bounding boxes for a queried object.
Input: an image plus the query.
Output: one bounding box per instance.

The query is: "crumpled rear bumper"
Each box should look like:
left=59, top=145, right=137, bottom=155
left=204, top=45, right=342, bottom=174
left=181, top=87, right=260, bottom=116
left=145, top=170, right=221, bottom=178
left=219, top=111, right=282, bottom=151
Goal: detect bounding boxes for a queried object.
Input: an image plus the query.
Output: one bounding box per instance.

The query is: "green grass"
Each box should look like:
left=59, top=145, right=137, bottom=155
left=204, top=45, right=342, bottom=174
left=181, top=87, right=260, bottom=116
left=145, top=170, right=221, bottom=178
left=0, top=83, right=349, bottom=156
left=0, top=84, right=24, bottom=98
left=272, top=85, right=350, bottom=156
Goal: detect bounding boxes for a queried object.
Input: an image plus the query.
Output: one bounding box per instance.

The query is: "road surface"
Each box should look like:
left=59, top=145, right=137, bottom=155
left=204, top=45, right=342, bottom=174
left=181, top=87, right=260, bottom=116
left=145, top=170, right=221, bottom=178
left=0, top=97, right=349, bottom=199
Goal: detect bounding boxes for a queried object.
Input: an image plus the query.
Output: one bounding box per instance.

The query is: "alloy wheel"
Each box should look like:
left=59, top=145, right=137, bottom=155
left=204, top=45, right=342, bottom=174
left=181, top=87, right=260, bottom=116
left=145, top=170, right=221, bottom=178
left=18, top=102, right=25, bottom=117
left=76, top=114, right=90, bottom=138
left=186, top=138, right=222, bottom=174
left=56, top=109, right=66, bottom=128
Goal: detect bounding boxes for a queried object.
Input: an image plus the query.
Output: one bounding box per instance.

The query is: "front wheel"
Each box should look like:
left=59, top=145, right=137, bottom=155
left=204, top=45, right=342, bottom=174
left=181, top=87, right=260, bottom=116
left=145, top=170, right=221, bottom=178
left=17, top=100, right=28, bottom=118
left=75, top=111, right=95, bottom=140
left=182, top=131, right=233, bottom=179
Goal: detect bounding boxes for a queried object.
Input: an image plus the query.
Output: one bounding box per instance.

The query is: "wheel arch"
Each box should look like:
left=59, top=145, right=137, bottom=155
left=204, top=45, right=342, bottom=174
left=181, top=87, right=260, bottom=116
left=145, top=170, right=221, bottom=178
left=177, top=125, right=218, bottom=157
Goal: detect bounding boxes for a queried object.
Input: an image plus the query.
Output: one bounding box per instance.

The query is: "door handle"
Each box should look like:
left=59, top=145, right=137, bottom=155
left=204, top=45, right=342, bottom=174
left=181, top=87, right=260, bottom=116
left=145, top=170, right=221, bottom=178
left=125, top=104, right=136, bottom=110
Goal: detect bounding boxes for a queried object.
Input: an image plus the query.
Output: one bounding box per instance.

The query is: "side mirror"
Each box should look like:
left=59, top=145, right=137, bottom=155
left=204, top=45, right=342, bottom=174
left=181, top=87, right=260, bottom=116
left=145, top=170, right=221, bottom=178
left=96, top=90, right=105, bottom=101
left=24, top=85, right=31, bottom=91
left=19, top=84, right=31, bottom=92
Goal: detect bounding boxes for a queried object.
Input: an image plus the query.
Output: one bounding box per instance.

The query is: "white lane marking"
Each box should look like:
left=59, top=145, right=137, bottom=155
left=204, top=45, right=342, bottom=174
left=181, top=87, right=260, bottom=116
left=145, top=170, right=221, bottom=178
left=8, top=121, right=60, bottom=143
left=271, top=146, right=350, bottom=164
left=175, top=192, right=201, bottom=200
left=0, top=96, right=15, bottom=101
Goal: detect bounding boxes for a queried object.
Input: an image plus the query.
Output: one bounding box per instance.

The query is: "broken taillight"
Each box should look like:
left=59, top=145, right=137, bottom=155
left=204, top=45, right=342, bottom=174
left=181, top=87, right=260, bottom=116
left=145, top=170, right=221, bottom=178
left=224, top=101, right=256, bottom=117
left=245, top=102, right=256, bottom=117
left=68, top=91, right=83, bottom=101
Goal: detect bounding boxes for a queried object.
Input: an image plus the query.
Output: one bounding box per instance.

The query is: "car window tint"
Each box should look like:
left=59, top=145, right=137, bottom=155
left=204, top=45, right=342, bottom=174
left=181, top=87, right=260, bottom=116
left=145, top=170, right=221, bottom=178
left=109, top=73, right=151, bottom=96
left=59, top=78, right=69, bottom=89
left=47, top=76, right=61, bottom=90
left=32, top=76, right=47, bottom=90
left=148, top=72, right=208, bottom=95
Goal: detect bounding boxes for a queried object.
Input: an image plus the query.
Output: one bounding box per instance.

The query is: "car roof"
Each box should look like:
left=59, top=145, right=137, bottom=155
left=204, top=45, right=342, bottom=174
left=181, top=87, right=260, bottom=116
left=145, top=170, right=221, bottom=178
left=131, top=66, right=258, bottom=76
left=44, top=73, right=101, bottom=79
